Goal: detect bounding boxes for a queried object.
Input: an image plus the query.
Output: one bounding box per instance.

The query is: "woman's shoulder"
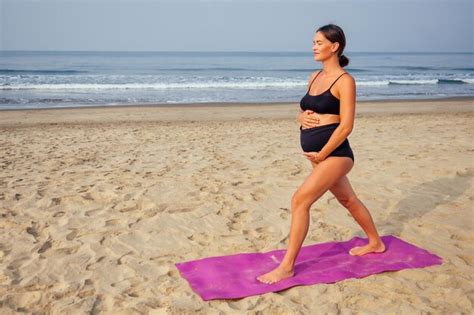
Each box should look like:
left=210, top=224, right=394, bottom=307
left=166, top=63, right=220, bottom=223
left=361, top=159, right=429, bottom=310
left=341, top=70, right=355, bottom=80
left=339, top=71, right=355, bottom=85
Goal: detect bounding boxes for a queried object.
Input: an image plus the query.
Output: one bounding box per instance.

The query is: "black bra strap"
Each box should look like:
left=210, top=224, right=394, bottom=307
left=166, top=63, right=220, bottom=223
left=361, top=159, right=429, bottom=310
left=307, top=71, right=322, bottom=92
left=328, top=72, right=348, bottom=90
left=308, top=71, right=347, bottom=92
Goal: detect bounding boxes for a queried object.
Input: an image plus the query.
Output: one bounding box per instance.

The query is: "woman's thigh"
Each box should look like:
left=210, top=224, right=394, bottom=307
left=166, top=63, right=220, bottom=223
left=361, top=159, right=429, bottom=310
left=295, top=156, right=353, bottom=208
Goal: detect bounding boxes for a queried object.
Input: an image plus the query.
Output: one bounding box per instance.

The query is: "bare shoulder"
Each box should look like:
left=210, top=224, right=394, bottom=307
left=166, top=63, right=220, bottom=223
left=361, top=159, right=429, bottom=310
left=338, top=71, right=356, bottom=89
left=335, top=72, right=355, bottom=100
left=341, top=71, right=355, bottom=83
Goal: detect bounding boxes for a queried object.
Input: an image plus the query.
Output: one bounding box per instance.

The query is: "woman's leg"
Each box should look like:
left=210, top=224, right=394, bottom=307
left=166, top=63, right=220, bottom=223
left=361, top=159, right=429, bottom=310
left=256, top=156, right=353, bottom=284
left=329, top=175, right=386, bottom=255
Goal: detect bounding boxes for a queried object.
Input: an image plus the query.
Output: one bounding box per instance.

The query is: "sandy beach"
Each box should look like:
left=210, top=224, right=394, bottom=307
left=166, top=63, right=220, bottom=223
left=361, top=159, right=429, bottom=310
left=0, top=98, right=473, bottom=314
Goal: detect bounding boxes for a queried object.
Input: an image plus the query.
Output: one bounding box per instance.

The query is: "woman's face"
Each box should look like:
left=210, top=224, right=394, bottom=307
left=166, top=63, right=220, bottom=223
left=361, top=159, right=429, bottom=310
left=313, top=31, right=338, bottom=61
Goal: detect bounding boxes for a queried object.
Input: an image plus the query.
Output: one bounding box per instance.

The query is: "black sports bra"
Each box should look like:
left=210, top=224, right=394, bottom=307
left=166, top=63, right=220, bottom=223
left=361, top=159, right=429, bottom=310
left=300, top=71, right=348, bottom=115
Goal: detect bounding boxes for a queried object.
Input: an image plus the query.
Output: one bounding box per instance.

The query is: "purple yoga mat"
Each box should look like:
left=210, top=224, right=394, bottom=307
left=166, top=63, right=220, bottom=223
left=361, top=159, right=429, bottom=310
left=175, top=235, right=443, bottom=301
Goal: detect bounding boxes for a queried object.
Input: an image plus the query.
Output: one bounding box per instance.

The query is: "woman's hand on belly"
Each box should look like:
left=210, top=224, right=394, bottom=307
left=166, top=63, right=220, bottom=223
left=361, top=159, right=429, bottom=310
left=299, top=111, right=340, bottom=129
left=299, top=110, right=320, bottom=129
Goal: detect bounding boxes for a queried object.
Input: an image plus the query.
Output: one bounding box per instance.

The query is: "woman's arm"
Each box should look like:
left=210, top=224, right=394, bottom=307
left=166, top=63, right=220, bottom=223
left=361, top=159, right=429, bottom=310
left=317, top=74, right=356, bottom=160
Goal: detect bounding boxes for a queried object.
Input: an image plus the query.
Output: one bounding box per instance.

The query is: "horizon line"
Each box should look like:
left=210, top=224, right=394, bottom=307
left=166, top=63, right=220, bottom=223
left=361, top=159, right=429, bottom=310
left=1, top=50, right=473, bottom=54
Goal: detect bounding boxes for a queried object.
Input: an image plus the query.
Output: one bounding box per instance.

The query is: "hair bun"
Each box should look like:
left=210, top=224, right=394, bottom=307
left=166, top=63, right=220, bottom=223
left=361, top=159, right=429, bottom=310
left=338, top=54, right=349, bottom=67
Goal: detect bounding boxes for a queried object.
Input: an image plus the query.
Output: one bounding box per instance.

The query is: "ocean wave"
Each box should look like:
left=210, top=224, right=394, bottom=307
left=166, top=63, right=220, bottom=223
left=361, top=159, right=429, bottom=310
left=0, top=81, right=302, bottom=90
left=1, top=77, right=472, bottom=90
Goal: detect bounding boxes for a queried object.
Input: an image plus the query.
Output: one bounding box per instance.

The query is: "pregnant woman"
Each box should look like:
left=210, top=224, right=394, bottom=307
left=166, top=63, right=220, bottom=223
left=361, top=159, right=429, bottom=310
left=257, top=24, right=386, bottom=285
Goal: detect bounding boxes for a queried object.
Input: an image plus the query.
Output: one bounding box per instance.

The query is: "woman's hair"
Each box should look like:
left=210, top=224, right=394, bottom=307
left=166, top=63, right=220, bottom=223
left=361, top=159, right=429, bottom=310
left=316, top=24, right=349, bottom=67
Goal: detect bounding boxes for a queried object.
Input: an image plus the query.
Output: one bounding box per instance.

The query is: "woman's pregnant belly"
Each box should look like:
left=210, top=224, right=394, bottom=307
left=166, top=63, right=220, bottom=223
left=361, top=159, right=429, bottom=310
left=299, top=122, right=355, bottom=162
left=300, top=123, right=341, bottom=152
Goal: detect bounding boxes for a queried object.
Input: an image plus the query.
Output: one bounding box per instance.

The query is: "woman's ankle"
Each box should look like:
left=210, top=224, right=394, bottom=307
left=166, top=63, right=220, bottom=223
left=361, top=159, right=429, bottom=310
left=279, top=260, right=295, bottom=272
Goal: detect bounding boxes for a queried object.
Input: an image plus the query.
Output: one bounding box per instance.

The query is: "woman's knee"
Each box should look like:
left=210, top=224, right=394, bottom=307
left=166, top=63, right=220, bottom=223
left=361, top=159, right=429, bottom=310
left=291, top=192, right=300, bottom=207
left=291, top=190, right=312, bottom=210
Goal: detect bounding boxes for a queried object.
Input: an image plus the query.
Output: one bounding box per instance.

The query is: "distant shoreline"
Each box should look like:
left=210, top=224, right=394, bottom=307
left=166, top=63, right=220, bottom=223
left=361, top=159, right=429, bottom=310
left=1, top=95, right=473, bottom=112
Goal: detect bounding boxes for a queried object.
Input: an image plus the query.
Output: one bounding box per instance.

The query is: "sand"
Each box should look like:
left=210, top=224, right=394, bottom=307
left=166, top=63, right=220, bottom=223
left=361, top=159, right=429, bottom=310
left=0, top=98, right=473, bottom=314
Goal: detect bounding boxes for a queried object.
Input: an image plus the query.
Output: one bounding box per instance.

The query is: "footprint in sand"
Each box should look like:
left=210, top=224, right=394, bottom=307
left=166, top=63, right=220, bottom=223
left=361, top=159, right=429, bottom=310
left=113, top=200, right=139, bottom=213
left=105, top=219, right=121, bottom=227
left=290, top=167, right=303, bottom=176
left=250, top=187, right=268, bottom=201
left=228, top=209, right=250, bottom=230
left=232, top=192, right=245, bottom=201
left=128, top=218, right=142, bottom=228
left=66, top=229, right=79, bottom=241
left=279, top=207, right=290, bottom=220
left=26, top=225, right=40, bottom=239
left=81, top=193, right=94, bottom=201
left=167, top=207, right=193, bottom=214
left=26, top=222, right=48, bottom=243
left=53, top=211, right=65, bottom=217
left=85, top=208, right=102, bottom=217
left=450, top=233, right=470, bottom=242
left=50, top=197, right=61, bottom=206
left=37, top=240, right=52, bottom=253
left=188, top=232, right=211, bottom=246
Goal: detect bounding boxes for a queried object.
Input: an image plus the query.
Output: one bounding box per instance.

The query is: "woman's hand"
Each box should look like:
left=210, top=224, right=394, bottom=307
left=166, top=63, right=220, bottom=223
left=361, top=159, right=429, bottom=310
left=303, top=151, right=326, bottom=164
left=298, top=110, right=321, bottom=129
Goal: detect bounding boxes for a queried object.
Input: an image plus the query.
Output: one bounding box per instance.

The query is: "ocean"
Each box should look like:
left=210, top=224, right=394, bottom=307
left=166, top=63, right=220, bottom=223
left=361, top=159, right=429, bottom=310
left=0, top=51, right=473, bottom=110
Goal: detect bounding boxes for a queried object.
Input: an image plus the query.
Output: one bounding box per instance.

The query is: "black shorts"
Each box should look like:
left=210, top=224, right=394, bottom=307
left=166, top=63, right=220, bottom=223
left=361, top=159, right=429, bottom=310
left=300, top=123, right=354, bottom=162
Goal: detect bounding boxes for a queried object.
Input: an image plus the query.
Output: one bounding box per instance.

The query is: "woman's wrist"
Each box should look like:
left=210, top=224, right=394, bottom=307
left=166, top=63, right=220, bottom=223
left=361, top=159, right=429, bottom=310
left=315, top=152, right=325, bottom=162
left=315, top=153, right=321, bottom=163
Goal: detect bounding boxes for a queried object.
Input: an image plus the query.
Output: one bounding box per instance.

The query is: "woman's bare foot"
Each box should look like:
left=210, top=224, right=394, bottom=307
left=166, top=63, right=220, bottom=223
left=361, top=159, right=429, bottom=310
left=256, top=265, right=295, bottom=284
left=349, top=241, right=386, bottom=256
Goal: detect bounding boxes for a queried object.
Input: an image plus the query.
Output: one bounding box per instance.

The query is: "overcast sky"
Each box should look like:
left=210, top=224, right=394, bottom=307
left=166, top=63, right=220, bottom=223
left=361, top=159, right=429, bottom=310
left=1, top=0, right=472, bottom=52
